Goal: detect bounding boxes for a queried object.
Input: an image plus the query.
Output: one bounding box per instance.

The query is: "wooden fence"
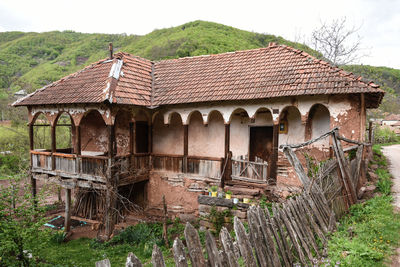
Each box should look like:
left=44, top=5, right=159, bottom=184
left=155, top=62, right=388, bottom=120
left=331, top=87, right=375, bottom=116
left=96, top=127, right=370, bottom=266
left=231, top=156, right=268, bottom=183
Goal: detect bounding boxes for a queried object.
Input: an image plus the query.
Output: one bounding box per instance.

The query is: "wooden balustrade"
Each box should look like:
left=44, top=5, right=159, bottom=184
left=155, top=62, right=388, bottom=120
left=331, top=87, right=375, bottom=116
left=231, top=156, right=268, bottom=183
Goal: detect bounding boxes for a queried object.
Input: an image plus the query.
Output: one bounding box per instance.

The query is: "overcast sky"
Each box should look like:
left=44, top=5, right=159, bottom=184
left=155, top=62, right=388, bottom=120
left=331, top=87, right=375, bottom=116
left=0, top=0, right=399, bottom=69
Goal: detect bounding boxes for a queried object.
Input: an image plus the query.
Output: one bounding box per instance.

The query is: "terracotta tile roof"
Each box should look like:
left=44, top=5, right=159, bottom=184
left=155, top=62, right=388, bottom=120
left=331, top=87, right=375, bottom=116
left=13, top=52, right=153, bottom=106
left=383, top=114, right=400, bottom=121
left=153, top=44, right=384, bottom=107
left=14, top=44, right=384, bottom=108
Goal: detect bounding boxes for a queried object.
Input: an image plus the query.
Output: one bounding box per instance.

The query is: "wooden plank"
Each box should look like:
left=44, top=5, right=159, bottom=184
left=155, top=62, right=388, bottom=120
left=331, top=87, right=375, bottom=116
left=282, top=147, right=310, bottom=187
left=270, top=123, right=279, bottom=184
left=95, top=259, right=111, bottom=267
left=173, top=238, right=188, bottom=267
left=65, top=188, right=71, bottom=232
left=184, top=222, right=205, bottom=267
left=296, top=196, right=327, bottom=245
left=271, top=205, right=293, bottom=266
left=303, top=193, right=328, bottom=233
left=332, top=130, right=357, bottom=205
left=233, top=217, right=257, bottom=267
left=247, top=207, right=270, bottom=267
left=289, top=199, right=319, bottom=257
left=276, top=204, right=307, bottom=266
left=125, top=252, right=142, bottom=267
left=255, top=206, right=281, bottom=267
left=205, top=230, right=223, bottom=267
left=265, top=207, right=291, bottom=267
left=219, top=227, right=240, bottom=267
left=283, top=202, right=314, bottom=262
left=183, top=125, right=188, bottom=173
left=151, top=244, right=166, bottom=267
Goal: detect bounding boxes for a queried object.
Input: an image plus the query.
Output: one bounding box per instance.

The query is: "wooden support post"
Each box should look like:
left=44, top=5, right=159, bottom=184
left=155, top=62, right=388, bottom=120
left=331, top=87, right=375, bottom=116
left=368, top=121, right=373, bottom=144
left=222, top=124, right=231, bottom=187
left=51, top=124, right=56, bottom=170
left=360, top=93, right=366, bottom=142
left=183, top=124, right=188, bottom=173
left=31, top=175, right=37, bottom=208
left=105, top=124, right=116, bottom=240
left=29, top=123, right=34, bottom=151
left=270, top=123, right=279, bottom=185
left=64, top=188, right=71, bottom=232
left=129, top=122, right=134, bottom=155
left=75, top=125, right=81, bottom=155
left=148, top=121, right=153, bottom=169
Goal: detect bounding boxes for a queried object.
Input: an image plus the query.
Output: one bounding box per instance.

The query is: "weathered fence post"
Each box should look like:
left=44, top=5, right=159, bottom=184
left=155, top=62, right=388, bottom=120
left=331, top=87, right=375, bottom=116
left=184, top=223, right=205, bottom=267
left=220, top=227, right=240, bottom=267
left=95, top=259, right=111, bottom=267
left=125, top=252, right=142, bottom=267
left=151, top=244, right=166, bottom=267
left=205, top=230, right=223, bottom=267
left=233, top=217, right=257, bottom=267
left=173, top=238, right=188, bottom=267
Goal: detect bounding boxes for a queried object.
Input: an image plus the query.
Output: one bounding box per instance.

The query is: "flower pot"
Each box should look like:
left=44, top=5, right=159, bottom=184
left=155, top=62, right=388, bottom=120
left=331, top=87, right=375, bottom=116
left=211, top=191, right=218, bottom=197
left=233, top=198, right=239, bottom=204
left=243, top=198, right=250, bottom=204
left=225, top=194, right=232, bottom=200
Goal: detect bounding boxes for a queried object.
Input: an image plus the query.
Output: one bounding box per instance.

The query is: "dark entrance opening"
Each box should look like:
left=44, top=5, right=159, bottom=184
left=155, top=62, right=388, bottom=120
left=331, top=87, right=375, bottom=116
left=135, top=122, right=149, bottom=153
left=249, top=126, right=273, bottom=164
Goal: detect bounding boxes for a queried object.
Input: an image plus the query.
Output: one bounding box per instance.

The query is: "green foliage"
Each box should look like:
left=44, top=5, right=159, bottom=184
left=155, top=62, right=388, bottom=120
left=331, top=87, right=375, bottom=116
left=209, top=206, right=232, bottom=235
left=0, top=175, right=51, bottom=266
left=374, top=126, right=400, bottom=144
left=327, top=196, right=400, bottom=266
left=50, top=231, right=67, bottom=244
left=376, top=168, right=392, bottom=195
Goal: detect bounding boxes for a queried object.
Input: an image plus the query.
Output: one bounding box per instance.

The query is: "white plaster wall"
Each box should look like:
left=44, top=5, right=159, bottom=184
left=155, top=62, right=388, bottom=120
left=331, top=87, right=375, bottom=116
left=153, top=113, right=183, bottom=155
left=311, top=105, right=330, bottom=147
left=279, top=107, right=304, bottom=146
left=188, top=112, right=224, bottom=157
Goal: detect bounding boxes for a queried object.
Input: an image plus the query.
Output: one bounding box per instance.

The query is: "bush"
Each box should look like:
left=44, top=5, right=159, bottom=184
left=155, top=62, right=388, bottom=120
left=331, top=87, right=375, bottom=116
left=374, top=126, right=399, bottom=144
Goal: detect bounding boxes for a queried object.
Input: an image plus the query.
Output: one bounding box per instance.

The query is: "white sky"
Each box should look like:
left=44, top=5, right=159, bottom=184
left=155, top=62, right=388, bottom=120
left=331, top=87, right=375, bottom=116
left=0, top=0, right=399, bottom=69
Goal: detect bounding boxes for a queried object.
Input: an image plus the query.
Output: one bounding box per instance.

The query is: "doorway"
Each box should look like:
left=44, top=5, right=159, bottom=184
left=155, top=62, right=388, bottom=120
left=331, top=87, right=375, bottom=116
left=249, top=126, right=273, bottom=164
left=135, top=122, right=149, bottom=153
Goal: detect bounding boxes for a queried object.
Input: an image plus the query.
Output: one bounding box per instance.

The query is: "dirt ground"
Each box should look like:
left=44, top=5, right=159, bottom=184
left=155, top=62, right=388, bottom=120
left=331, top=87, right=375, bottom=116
left=382, top=144, right=400, bottom=267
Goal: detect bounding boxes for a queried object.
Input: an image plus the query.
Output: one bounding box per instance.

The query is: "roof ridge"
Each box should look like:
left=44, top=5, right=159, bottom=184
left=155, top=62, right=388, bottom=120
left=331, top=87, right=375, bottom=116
left=153, top=46, right=276, bottom=64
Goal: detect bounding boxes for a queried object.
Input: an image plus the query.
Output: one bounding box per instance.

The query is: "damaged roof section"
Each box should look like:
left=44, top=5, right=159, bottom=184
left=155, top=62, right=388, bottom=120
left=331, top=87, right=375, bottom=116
left=14, top=45, right=384, bottom=108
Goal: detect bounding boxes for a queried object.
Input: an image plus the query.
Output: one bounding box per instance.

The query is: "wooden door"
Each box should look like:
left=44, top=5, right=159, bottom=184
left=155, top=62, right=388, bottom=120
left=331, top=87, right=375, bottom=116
left=249, top=126, right=273, bottom=163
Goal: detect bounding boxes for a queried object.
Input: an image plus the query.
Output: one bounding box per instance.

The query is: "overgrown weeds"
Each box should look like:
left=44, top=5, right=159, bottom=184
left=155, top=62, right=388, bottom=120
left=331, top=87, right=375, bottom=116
left=327, top=144, right=400, bottom=266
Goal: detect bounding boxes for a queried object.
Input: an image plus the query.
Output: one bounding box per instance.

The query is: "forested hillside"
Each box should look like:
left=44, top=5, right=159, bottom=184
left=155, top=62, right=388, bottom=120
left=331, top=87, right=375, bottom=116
left=0, top=20, right=399, bottom=121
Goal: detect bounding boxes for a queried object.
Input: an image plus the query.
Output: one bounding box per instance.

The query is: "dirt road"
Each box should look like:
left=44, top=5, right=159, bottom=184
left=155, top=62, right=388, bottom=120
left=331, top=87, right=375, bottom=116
left=382, top=144, right=400, bottom=209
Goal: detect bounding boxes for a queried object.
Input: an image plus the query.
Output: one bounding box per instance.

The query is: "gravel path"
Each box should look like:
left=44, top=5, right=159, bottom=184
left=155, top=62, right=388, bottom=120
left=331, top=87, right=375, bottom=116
left=382, top=144, right=400, bottom=209
left=382, top=144, right=400, bottom=267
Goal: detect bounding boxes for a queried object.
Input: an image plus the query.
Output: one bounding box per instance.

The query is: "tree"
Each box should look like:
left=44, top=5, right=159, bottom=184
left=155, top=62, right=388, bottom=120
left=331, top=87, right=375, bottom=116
left=0, top=175, right=50, bottom=266
left=311, top=17, right=365, bottom=66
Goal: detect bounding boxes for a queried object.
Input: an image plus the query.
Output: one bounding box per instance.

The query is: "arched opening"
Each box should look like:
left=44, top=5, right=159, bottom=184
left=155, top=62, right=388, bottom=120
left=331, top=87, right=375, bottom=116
left=306, top=104, right=330, bottom=147
left=187, top=110, right=203, bottom=125
left=79, top=110, right=108, bottom=155
left=134, top=109, right=150, bottom=153
left=229, top=108, right=250, bottom=158
left=55, top=112, right=74, bottom=153
left=32, top=113, right=51, bottom=151
left=279, top=106, right=303, bottom=145
left=188, top=110, right=224, bottom=157
left=114, top=109, right=132, bottom=156
left=153, top=112, right=183, bottom=155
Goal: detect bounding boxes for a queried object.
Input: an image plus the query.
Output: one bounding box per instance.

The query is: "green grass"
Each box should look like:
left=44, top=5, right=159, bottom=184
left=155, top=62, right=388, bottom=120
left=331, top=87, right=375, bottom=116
left=37, top=237, right=174, bottom=266
left=327, top=144, right=400, bottom=266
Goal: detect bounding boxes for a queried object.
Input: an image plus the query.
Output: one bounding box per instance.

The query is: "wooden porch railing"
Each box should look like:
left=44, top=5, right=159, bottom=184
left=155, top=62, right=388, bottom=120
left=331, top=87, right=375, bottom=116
left=187, top=156, right=223, bottom=179
left=231, top=156, right=268, bottom=183
left=152, top=153, right=183, bottom=173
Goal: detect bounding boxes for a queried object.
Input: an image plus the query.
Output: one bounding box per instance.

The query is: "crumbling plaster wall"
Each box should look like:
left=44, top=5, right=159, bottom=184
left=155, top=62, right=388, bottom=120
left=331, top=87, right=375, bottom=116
left=153, top=113, right=183, bottom=155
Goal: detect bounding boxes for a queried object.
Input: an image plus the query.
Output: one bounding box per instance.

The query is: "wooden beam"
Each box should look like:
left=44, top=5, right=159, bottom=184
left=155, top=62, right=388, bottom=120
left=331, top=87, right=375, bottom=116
left=51, top=124, right=56, bottom=170
left=75, top=125, right=81, bottom=155
left=108, top=125, right=115, bottom=157
left=360, top=93, right=366, bottom=142
left=129, top=122, right=134, bottom=155
left=29, top=123, right=34, bottom=150
left=64, top=188, right=71, bottom=232
left=183, top=124, right=188, bottom=173
left=270, top=123, right=279, bottom=184
left=368, top=121, right=373, bottom=144
left=222, top=124, right=231, bottom=186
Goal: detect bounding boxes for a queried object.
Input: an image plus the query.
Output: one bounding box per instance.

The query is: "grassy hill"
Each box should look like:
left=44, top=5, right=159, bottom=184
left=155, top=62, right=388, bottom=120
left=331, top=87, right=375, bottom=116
left=0, top=20, right=399, bottom=120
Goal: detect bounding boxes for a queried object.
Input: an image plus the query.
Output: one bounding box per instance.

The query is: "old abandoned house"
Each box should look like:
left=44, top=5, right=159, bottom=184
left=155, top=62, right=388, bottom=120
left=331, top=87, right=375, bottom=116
left=13, top=43, right=384, bottom=236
